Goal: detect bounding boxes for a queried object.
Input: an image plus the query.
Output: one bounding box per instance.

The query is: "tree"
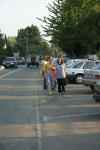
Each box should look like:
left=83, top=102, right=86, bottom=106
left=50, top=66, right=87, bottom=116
left=0, top=33, right=6, bottom=64
left=37, top=0, right=100, bottom=57
left=0, top=33, right=4, bottom=55
left=15, top=24, right=42, bottom=56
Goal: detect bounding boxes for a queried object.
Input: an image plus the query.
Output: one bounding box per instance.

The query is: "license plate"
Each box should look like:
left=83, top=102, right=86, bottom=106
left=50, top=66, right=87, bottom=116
left=6, top=64, right=10, bottom=66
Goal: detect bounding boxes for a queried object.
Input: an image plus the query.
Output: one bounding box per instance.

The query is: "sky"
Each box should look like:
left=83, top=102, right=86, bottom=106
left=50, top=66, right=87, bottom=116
left=0, top=0, right=53, bottom=41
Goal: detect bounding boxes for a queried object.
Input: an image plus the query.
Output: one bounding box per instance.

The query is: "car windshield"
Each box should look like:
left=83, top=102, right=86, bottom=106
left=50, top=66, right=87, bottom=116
left=4, top=58, right=15, bottom=61
left=66, top=61, right=80, bottom=68
left=94, top=63, right=100, bottom=70
left=66, top=60, right=73, bottom=65
left=17, top=58, right=23, bottom=60
left=73, top=62, right=83, bottom=68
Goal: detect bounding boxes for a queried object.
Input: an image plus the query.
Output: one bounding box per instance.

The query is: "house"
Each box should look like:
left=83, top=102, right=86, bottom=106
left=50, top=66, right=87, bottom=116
left=1, top=33, right=7, bottom=49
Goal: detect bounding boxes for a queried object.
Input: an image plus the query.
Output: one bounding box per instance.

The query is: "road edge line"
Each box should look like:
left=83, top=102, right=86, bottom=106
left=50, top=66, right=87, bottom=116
left=0, top=67, right=26, bottom=79
left=35, top=75, right=43, bottom=150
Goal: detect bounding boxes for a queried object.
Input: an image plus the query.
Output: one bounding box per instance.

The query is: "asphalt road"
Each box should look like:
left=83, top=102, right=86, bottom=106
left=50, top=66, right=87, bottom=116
left=0, top=65, right=100, bottom=150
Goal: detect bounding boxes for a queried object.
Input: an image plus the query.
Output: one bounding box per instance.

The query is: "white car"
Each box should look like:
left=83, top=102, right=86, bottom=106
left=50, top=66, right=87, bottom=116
left=82, top=63, right=100, bottom=90
left=66, top=60, right=100, bottom=84
left=65, top=59, right=88, bottom=66
left=52, top=57, right=58, bottom=64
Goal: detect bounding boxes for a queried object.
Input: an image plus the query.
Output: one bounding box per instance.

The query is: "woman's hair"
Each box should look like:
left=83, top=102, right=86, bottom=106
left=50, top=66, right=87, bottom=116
left=57, top=56, right=64, bottom=64
left=46, top=56, right=53, bottom=62
left=46, top=55, right=50, bottom=61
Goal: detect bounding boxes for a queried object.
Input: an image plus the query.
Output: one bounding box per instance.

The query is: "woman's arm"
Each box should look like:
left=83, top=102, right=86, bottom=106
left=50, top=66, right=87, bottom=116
left=43, top=64, right=47, bottom=78
left=40, top=64, right=43, bottom=74
left=64, top=64, right=66, bottom=75
left=44, top=64, right=47, bottom=74
left=52, top=63, right=56, bottom=70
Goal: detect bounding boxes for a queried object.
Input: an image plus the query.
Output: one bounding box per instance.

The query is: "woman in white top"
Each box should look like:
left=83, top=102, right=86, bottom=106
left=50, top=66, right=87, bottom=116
left=55, top=56, right=66, bottom=95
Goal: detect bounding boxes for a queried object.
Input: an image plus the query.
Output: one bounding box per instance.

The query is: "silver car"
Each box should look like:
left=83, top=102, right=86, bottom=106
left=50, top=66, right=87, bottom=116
left=65, top=59, right=88, bottom=66
left=82, top=63, right=100, bottom=90
left=66, top=60, right=100, bottom=84
left=17, top=57, right=25, bottom=65
left=2, top=57, right=18, bottom=68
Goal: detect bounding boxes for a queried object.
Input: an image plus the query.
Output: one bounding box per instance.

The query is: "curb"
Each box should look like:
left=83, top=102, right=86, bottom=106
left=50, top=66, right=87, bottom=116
left=0, top=66, right=5, bottom=71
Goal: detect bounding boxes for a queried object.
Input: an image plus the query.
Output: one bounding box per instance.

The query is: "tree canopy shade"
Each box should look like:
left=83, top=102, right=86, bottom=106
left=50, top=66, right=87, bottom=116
left=9, top=24, right=59, bottom=57
left=37, top=0, right=100, bottom=57
left=0, top=33, right=6, bottom=63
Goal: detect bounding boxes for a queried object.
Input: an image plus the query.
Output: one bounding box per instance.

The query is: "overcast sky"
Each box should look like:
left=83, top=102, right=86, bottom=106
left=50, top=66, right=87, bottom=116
left=0, top=0, right=53, bottom=40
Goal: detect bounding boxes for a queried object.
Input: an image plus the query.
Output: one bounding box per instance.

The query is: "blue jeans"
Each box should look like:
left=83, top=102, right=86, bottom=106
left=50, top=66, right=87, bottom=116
left=46, top=72, right=54, bottom=89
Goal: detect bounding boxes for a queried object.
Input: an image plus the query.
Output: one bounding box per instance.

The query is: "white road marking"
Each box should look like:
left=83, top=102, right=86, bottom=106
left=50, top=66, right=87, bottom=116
left=41, top=100, right=46, bottom=103
left=35, top=75, right=43, bottom=150
left=66, top=96, right=93, bottom=101
left=0, top=67, right=26, bottom=79
left=43, top=113, right=100, bottom=121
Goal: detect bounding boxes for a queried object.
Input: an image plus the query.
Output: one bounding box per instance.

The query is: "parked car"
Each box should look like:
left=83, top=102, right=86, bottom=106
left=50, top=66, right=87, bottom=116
left=52, top=57, right=58, bottom=64
left=26, top=54, right=39, bottom=67
left=93, top=82, right=100, bottom=102
left=17, top=57, right=25, bottom=65
left=66, top=60, right=100, bottom=84
left=82, top=62, right=100, bottom=90
left=65, top=59, right=88, bottom=66
left=2, top=57, right=18, bottom=68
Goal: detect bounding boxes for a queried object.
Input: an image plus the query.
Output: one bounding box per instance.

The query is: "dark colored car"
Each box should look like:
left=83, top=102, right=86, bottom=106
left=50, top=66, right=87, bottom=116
left=17, top=57, right=25, bottom=65
left=2, top=57, right=17, bottom=68
left=93, top=83, right=100, bottom=102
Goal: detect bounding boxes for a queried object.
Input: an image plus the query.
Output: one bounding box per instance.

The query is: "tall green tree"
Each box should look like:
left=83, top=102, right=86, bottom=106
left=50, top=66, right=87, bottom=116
left=0, top=33, right=6, bottom=64
left=0, top=33, right=4, bottom=55
left=38, top=0, right=100, bottom=57
left=15, top=24, right=42, bottom=56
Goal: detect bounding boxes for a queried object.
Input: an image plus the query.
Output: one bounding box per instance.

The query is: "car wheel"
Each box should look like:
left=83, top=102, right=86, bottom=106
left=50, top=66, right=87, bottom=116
left=94, top=99, right=99, bottom=102
left=90, top=86, right=94, bottom=91
left=75, top=74, right=83, bottom=84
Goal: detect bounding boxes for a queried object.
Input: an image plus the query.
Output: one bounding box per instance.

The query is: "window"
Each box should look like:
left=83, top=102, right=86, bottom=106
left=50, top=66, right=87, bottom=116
left=94, top=64, right=100, bottom=70
left=73, top=62, right=83, bottom=68
left=95, top=62, right=100, bottom=66
left=84, top=62, right=94, bottom=69
left=5, top=58, right=15, bottom=61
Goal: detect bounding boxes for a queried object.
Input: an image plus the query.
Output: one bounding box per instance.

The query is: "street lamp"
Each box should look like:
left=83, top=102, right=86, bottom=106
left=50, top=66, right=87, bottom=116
left=26, top=30, right=32, bottom=57
left=26, top=30, right=28, bottom=57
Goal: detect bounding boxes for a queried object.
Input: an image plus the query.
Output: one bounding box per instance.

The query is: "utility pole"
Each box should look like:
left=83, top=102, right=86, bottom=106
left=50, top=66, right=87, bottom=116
left=26, top=30, right=28, bottom=57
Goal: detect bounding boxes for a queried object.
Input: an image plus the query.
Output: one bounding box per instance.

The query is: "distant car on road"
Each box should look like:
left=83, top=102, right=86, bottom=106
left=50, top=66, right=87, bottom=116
left=66, top=60, right=100, bottom=84
left=2, top=57, right=18, bottom=68
left=26, top=54, right=39, bottom=67
left=82, top=62, right=100, bottom=90
left=17, top=57, right=25, bottom=65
